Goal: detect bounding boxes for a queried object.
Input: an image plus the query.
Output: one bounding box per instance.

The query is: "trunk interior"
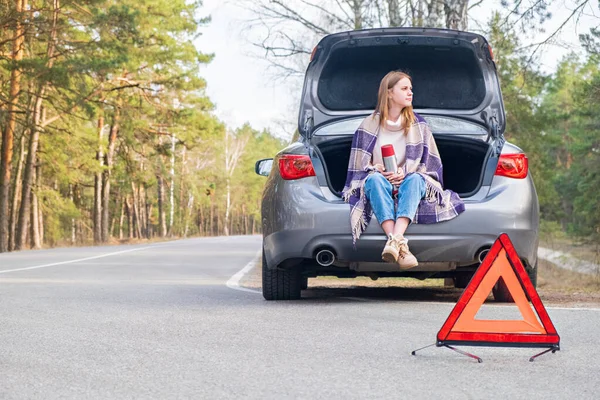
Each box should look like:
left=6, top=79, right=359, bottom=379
left=316, top=136, right=490, bottom=198
left=317, top=44, right=486, bottom=111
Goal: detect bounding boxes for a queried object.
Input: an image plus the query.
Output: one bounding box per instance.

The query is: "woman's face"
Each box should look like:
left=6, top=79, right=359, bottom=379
left=388, top=77, right=413, bottom=109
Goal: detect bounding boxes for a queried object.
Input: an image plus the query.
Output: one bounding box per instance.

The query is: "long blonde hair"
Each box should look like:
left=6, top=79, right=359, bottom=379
left=374, top=71, right=416, bottom=132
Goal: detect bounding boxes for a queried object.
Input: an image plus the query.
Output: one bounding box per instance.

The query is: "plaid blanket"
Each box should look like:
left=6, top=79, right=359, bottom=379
left=342, top=112, right=465, bottom=246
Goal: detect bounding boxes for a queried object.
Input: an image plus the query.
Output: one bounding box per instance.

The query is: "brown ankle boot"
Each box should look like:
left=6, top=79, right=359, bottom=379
left=396, top=236, right=418, bottom=270
left=382, top=233, right=401, bottom=263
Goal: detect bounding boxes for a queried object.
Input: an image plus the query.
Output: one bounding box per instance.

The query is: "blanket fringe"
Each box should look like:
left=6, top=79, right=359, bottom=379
left=342, top=180, right=363, bottom=203
left=422, top=176, right=444, bottom=204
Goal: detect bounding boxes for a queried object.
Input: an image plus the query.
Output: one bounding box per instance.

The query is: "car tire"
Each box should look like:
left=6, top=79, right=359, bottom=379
left=301, top=276, right=308, bottom=290
left=492, top=277, right=513, bottom=302
left=454, top=273, right=473, bottom=289
left=492, top=261, right=538, bottom=302
left=262, top=250, right=302, bottom=300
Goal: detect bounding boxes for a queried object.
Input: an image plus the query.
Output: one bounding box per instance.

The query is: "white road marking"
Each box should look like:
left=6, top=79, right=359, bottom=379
left=0, top=236, right=250, bottom=276
left=0, top=246, right=158, bottom=274
left=226, top=250, right=262, bottom=294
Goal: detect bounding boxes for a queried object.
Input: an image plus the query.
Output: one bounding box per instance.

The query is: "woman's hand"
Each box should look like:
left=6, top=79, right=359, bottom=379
left=372, top=163, right=385, bottom=173
left=383, top=168, right=404, bottom=185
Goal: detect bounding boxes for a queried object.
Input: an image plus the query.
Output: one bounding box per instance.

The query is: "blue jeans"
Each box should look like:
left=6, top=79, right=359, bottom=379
left=364, top=173, right=426, bottom=224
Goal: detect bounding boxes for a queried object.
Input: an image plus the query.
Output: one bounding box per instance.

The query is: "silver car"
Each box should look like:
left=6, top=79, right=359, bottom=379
left=255, top=28, right=539, bottom=301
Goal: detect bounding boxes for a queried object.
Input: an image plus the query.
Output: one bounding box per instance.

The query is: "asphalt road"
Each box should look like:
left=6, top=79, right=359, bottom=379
left=1, top=235, right=599, bottom=399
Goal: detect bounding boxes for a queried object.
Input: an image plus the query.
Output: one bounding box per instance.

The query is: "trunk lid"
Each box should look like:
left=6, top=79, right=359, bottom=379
left=298, top=28, right=505, bottom=143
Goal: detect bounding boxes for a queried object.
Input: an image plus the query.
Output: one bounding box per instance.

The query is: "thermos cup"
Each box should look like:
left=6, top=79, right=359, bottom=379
left=381, top=144, right=399, bottom=196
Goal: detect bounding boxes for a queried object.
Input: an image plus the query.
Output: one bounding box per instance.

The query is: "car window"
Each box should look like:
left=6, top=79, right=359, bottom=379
left=314, top=115, right=488, bottom=135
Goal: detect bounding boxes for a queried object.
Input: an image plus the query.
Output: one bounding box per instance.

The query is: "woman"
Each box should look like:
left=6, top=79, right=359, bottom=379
left=342, top=71, right=465, bottom=270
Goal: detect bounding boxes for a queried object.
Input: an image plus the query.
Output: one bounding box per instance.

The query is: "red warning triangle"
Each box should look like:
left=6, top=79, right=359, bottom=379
left=437, top=233, right=559, bottom=346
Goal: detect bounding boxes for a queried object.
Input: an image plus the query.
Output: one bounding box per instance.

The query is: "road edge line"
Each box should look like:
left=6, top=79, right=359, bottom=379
left=226, top=250, right=262, bottom=294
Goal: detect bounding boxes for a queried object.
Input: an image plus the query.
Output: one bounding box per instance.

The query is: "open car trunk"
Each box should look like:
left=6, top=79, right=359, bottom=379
left=299, top=28, right=505, bottom=139
left=315, top=135, right=490, bottom=198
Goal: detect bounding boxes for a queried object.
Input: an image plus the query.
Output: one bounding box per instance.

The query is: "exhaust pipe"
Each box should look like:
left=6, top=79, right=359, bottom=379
left=477, top=248, right=490, bottom=263
left=315, top=249, right=335, bottom=267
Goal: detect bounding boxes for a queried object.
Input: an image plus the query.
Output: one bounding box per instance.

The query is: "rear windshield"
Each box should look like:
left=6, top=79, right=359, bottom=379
left=314, top=116, right=488, bottom=136
left=317, top=45, right=486, bottom=111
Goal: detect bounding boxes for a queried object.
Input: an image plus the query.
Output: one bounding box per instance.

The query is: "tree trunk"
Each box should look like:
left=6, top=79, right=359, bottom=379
left=184, top=193, right=193, bottom=238
left=224, top=177, right=231, bottom=236
left=37, top=163, right=44, bottom=246
left=138, top=185, right=145, bottom=238
left=210, top=197, right=214, bottom=236
left=94, top=111, right=104, bottom=244
left=198, top=206, right=203, bottom=236
left=351, top=0, right=362, bottom=29
left=216, top=203, right=221, bottom=236
left=386, top=0, right=402, bottom=26
left=0, top=0, right=27, bottom=252
left=425, top=0, right=444, bottom=28
left=157, top=175, right=167, bottom=237
left=144, top=186, right=151, bottom=239
left=15, top=100, right=44, bottom=250
left=119, top=196, right=125, bottom=240
left=69, top=184, right=76, bottom=244
left=101, top=104, right=120, bottom=242
left=169, top=134, right=175, bottom=236
left=15, top=0, right=58, bottom=250
left=131, top=183, right=142, bottom=239
left=9, top=134, right=25, bottom=250
left=147, top=204, right=153, bottom=238
left=72, top=184, right=82, bottom=244
left=30, top=163, right=41, bottom=249
left=126, top=196, right=133, bottom=239
left=179, top=147, right=187, bottom=233
left=443, top=0, right=469, bottom=30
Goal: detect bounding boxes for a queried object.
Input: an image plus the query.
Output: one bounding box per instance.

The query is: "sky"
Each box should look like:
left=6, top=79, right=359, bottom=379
left=195, top=0, right=600, bottom=138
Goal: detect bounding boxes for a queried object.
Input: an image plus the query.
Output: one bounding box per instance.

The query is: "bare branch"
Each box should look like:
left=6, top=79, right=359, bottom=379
left=468, top=0, right=485, bottom=10
left=521, top=0, right=589, bottom=67
left=298, top=0, right=354, bottom=29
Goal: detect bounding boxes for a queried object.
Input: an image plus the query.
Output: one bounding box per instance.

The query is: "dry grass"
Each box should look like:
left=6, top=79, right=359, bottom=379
left=541, top=238, right=600, bottom=266
left=537, top=259, right=600, bottom=293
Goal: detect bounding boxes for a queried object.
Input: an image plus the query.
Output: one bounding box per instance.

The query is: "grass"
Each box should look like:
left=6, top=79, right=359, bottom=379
left=540, top=236, right=600, bottom=266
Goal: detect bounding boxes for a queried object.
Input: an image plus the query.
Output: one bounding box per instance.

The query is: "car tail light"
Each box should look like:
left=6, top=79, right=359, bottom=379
left=310, top=46, right=317, bottom=61
left=278, top=154, right=316, bottom=180
left=495, top=153, right=528, bottom=179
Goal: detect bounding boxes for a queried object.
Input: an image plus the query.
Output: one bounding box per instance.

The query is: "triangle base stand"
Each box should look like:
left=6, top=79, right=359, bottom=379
left=411, top=343, right=560, bottom=363
left=529, top=345, right=560, bottom=362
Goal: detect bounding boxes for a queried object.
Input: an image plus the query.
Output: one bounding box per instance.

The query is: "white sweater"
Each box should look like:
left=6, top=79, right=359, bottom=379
left=371, top=117, right=407, bottom=172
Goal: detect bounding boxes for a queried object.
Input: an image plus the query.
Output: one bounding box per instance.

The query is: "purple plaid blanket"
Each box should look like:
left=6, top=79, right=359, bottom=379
left=342, top=112, right=465, bottom=246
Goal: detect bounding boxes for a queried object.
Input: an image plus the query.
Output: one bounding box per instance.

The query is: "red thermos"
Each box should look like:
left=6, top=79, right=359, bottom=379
left=381, top=144, right=399, bottom=196
left=381, top=144, right=397, bottom=173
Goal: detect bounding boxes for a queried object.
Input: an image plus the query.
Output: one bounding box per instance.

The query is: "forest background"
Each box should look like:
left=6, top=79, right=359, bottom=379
left=0, top=0, right=598, bottom=257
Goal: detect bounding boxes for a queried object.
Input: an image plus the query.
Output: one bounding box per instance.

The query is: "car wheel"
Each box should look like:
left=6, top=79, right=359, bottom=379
left=262, top=250, right=302, bottom=300
left=492, top=277, right=513, bottom=302
left=301, top=276, right=308, bottom=290
left=528, top=261, right=538, bottom=288
left=453, top=273, right=473, bottom=289
left=492, top=261, right=538, bottom=302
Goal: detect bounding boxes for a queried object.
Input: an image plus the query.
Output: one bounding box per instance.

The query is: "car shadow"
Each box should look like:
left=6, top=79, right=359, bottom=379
left=300, top=285, right=473, bottom=303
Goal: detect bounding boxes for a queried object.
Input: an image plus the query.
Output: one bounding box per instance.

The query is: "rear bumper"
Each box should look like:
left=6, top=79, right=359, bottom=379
left=265, top=229, right=537, bottom=270
left=262, top=176, right=539, bottom=271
